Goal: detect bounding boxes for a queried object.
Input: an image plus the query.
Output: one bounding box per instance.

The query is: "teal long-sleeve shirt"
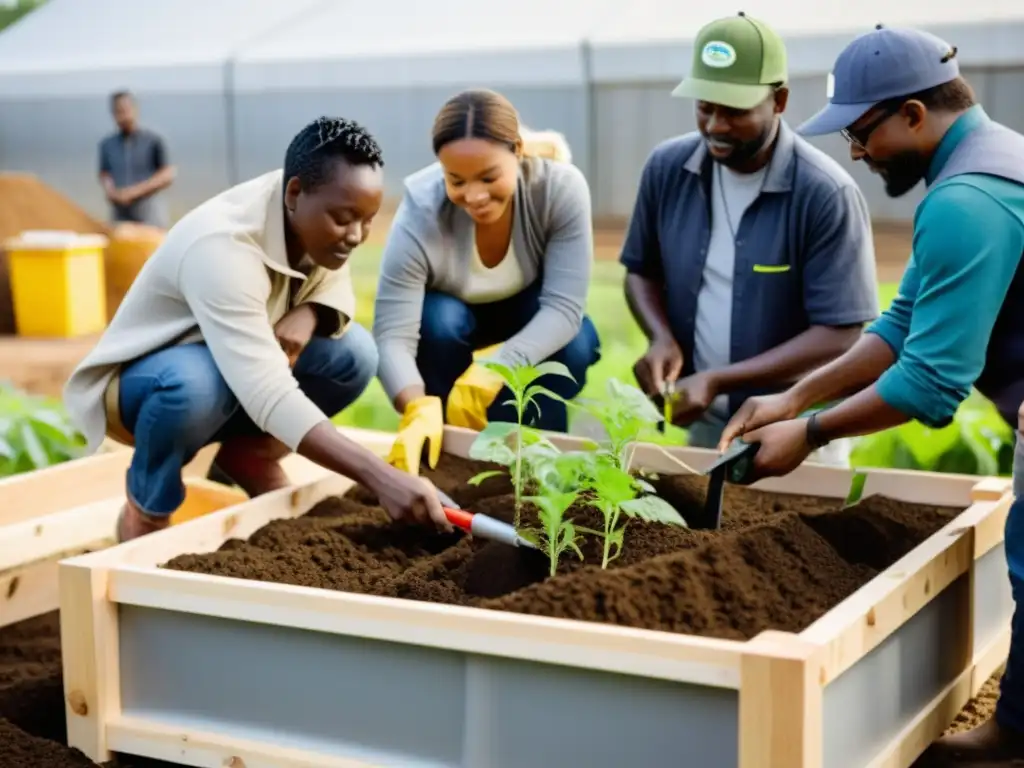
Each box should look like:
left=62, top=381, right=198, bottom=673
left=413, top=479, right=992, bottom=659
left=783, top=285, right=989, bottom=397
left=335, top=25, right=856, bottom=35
left=867, top=173, right=1024, bottom=428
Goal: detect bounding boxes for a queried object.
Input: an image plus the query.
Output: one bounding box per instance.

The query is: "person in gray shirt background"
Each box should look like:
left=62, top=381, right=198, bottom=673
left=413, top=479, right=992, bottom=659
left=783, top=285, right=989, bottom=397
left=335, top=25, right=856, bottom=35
left=98, top=90, right=176, bottom=228
left=373, top=88, right=601, bottom=477
left=621, top=13, right=879, bottom=465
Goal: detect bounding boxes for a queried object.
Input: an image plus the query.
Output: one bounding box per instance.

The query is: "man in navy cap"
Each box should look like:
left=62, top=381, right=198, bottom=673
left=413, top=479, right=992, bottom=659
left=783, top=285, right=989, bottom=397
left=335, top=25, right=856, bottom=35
left=716, top=25, right=1024, bottom=762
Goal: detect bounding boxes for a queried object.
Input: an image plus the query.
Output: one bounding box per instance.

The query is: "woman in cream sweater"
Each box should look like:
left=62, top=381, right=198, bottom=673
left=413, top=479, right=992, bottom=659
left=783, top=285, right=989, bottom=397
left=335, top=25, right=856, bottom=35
left=373, top=89, right=601, bottom=476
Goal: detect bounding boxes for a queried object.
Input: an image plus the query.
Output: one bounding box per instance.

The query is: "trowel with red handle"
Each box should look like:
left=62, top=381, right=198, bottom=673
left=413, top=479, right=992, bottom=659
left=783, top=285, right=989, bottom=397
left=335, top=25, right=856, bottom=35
left=435, top=489, right=538, bottom=549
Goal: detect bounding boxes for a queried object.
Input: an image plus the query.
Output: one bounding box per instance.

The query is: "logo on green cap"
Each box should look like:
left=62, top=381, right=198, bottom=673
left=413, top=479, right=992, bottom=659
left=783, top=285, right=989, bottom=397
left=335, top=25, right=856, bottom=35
left=701, top=41, right=737, bottom=68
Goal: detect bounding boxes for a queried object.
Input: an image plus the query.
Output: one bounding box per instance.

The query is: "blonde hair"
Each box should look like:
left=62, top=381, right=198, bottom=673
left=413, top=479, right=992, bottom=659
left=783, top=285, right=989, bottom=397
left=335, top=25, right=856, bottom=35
left=520, top=126, right=572, bottom=163
left=432, top=88, right=573, bottom=164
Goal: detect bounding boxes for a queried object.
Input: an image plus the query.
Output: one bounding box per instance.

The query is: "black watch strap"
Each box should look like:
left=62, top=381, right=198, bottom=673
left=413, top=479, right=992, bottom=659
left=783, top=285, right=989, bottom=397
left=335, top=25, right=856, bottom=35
left=806, top=411, right=830, bottom=449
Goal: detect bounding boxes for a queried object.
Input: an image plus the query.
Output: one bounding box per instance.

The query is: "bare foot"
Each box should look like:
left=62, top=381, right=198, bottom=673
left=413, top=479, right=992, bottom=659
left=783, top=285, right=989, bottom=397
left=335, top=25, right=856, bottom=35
left=116, top=498, right=171, bottom=542
left=919, top=718, right=1024, bottom=766
left=212, top=436, right=292, bottom=497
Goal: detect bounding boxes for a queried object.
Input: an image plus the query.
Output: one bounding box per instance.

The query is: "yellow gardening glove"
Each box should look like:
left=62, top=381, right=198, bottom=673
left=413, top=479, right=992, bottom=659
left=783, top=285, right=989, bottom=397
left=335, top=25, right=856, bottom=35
left=472, top=343, right=503, bottom=361
left=386, top=396, right=443, bottom=477
left=446, top=364, right=506, bottom=430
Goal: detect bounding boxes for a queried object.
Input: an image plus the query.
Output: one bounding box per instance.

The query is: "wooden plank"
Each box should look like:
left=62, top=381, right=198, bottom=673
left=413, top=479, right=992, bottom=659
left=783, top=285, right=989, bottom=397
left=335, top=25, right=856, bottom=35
left=627, top=442, right=979, bottom=507
left=973, top=492, right=1013, bottom=559
left=972, top=625, right=1011, bottom=698
left=59, top=560, right=121, bottom=764
left=971, top=477, right=1014, bottom=502
left=109, top=565, right=744, bottom=688
left=0, top=478, right=247, bottom=628
left=739, top=631, right=823, bottom=768
left=108, top=716, right=376, bottom=768
left=798, top=499, right=998, bottom=682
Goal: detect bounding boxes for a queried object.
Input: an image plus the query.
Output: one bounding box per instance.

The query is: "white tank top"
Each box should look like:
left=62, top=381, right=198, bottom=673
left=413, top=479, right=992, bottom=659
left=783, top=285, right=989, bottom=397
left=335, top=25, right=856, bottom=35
left=461, top=242, right=527, bottom=304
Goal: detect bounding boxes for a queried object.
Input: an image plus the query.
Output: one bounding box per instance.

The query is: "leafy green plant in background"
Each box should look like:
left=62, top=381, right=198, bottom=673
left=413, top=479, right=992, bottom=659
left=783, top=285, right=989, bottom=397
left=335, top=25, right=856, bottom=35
left=0, top=0, right=46, bottom=33
left=849, top=391, right=1013, bottom=476
left=0, top=381, right=85, bottom=476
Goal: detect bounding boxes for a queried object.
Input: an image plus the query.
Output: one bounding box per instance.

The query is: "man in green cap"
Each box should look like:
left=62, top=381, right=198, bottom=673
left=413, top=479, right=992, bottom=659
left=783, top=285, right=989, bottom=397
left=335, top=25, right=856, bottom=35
left=621, top=12, right=879, bottom=463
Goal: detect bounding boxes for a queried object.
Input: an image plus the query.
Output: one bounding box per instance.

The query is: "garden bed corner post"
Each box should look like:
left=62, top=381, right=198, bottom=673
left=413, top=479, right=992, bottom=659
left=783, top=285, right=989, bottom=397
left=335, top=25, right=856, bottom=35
left=59, top=560, right=120, bottom=763
left=739, top=631, right=824, bottom=768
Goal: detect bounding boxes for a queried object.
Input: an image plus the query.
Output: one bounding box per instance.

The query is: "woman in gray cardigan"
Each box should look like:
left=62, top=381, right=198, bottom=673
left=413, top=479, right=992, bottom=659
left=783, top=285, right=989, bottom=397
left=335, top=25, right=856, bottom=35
left=373, top=89, right=601, bottom=476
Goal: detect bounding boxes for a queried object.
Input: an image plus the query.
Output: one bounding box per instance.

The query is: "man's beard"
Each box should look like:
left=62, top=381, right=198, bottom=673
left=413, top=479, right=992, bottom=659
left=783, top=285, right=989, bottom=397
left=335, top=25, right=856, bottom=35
left=870, top=150, right=930, bottom=197
left=703, top=122, right=774, bottom=170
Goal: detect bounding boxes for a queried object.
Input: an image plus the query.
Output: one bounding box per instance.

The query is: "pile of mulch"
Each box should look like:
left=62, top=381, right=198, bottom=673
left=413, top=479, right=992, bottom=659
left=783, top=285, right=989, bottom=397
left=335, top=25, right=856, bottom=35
left=0, top=173, right=109, bottom=243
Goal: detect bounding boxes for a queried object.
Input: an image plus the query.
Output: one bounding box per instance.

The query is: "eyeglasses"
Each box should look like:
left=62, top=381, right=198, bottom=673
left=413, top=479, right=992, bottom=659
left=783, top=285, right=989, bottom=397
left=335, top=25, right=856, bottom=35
left=841, top=100, right=905, bottom=149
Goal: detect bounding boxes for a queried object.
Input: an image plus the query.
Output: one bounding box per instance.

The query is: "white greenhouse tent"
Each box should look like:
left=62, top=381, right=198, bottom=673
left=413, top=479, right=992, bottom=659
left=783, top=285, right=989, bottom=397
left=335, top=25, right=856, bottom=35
left=1, top=0, right=1023, bottom=222
left=587, top=0, right=1024, bottom=219
left=230, top=0, right=618, bottom=199
left=0, top=0, right=325, bottom=219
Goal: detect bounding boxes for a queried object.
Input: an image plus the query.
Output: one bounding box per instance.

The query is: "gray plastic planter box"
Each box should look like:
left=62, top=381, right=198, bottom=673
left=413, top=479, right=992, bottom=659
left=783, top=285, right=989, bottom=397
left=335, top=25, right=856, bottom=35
left=59, top=426, right=1015, bottom=768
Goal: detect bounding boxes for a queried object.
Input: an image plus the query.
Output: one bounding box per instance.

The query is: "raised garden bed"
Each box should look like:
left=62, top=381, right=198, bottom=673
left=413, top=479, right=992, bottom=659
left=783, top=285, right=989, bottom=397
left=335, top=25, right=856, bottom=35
left=0, top=440, right=247, bottom=630
left=60, top=418, right=1014, bottom=768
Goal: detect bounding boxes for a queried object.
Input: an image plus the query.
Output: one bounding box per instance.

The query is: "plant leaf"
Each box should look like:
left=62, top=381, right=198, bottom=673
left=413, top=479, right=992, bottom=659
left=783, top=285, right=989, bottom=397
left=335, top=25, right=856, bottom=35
left=620, top=495, right=688, bottom=527
left=844, top=471, right=868, bottom=507
left=533, top=361, right=575, bottom=382
left=468, top=470, right=505, bottom=486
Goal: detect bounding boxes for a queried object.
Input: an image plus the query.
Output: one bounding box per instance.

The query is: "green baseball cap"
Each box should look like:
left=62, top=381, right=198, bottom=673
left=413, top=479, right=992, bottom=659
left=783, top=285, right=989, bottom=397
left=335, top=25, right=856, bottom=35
left=672, top=12, right=788, bottom=110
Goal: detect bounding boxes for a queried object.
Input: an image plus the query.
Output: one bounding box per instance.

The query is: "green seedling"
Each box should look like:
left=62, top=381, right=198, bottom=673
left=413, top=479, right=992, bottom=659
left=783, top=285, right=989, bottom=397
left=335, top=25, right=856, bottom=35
left=466, top=359, right=576, bottom=527
left=468, top=363, right=690, bottom=572
left=572, top=377, right=664, bottom=468
left=522, top=489, right=584, bottom=578
left=580, top=452, right=687, bottom=568
left=571, top=377, right=699, bottom=477
left=844, top=470, right=868, bottom=507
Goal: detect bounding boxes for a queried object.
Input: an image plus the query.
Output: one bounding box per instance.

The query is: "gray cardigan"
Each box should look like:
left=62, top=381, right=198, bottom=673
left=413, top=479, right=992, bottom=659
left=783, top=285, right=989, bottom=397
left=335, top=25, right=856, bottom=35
left=373, top=156, right=594, bottom=401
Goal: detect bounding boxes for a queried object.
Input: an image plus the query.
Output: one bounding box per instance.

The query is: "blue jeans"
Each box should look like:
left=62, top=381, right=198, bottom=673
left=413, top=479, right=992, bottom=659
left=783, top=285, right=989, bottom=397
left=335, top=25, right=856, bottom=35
left=999, top=488, right=1024, bottom=731
left=418, top=284, right=601, bottom=433
left=117, top=325, right=378, bottom=517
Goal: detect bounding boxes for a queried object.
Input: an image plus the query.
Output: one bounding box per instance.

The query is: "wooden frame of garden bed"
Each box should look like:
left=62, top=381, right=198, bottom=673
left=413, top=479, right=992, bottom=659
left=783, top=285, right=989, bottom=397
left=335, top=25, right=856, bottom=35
left=60, top=425, right=1015, bottom=768
left=0, top=427, right=348, bottom=630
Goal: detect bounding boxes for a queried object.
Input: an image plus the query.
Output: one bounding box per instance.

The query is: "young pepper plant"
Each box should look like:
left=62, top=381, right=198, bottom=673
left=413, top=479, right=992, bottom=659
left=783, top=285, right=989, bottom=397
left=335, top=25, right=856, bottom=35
left=579, top=451, right=687, bottom=568
left=465, top=359, right=576, bottom=527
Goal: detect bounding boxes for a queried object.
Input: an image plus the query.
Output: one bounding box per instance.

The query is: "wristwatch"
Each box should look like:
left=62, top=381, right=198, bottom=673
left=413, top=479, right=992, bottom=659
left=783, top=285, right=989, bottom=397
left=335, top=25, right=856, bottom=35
left=806, top=411, right=830, bottom=449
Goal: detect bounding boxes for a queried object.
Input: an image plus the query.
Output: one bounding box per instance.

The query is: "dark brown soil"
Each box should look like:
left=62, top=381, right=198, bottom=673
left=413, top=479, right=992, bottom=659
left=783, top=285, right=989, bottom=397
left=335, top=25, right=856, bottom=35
left=164, top=455, right=961, bottom=641
left=0, top=612, right=183, bottom=767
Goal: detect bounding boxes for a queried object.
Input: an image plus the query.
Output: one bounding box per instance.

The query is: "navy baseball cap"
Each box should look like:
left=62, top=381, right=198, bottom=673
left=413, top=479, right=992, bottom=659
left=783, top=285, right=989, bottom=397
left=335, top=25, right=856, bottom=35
left=798, top=25, right=960, bottom=136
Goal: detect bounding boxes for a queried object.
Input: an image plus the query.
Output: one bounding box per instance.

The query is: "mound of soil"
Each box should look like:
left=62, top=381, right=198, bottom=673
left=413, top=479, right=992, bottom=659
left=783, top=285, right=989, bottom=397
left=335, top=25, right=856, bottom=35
left=0, top=613, right=182, bottom=767
left=165, top=455, right=961, bottom=641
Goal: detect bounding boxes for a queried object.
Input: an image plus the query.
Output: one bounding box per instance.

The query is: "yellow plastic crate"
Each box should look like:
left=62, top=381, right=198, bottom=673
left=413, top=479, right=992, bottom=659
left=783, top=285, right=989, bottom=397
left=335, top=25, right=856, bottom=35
left=4, top=230, right=109, bottom=337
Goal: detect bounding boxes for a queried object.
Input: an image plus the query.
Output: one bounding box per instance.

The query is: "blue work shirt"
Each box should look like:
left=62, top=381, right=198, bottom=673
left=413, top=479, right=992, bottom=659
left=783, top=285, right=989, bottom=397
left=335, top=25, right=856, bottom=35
left=98, top=127, right=170, bottom=228
left=868, top=106, right=1024, bottom=428
left=619, top=119, right=880, bottom=416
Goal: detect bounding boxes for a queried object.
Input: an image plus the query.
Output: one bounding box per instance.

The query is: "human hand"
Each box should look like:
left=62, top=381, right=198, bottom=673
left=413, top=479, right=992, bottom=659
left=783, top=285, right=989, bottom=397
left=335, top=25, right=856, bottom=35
left=446, top=364, right=505, bottom=430
left=717, top=391, right=801, bottom=452
left=374, top=467, right=453, bottom=532
left=387, top=396, right=444, bottom=477
left=666, top=371, right=720, bottom=427
left=107, top=187, right=130, bottom=206
left=633, top=336, right=684, bottom=398
left=273, top=304, right=318, bottom=366
left=737, top=419, right=813, bottom=483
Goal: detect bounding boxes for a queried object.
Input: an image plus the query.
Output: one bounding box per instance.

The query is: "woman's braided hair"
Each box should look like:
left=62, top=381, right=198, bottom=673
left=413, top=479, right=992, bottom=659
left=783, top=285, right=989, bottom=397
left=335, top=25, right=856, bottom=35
left=283, top=116, right=384, bottom=191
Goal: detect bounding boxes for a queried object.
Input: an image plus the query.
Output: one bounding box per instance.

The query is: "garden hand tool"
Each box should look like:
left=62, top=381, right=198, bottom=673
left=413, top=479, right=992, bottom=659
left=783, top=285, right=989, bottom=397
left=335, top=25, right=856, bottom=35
left=434, top=489, right=537, bottom=549
left=387, top=396, right=444, bottom=476
left=657, top=379, right=678, bottom=433
left=690, top=439, right=761, bottom=530
left=446, top=363, right=505, bottom=430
